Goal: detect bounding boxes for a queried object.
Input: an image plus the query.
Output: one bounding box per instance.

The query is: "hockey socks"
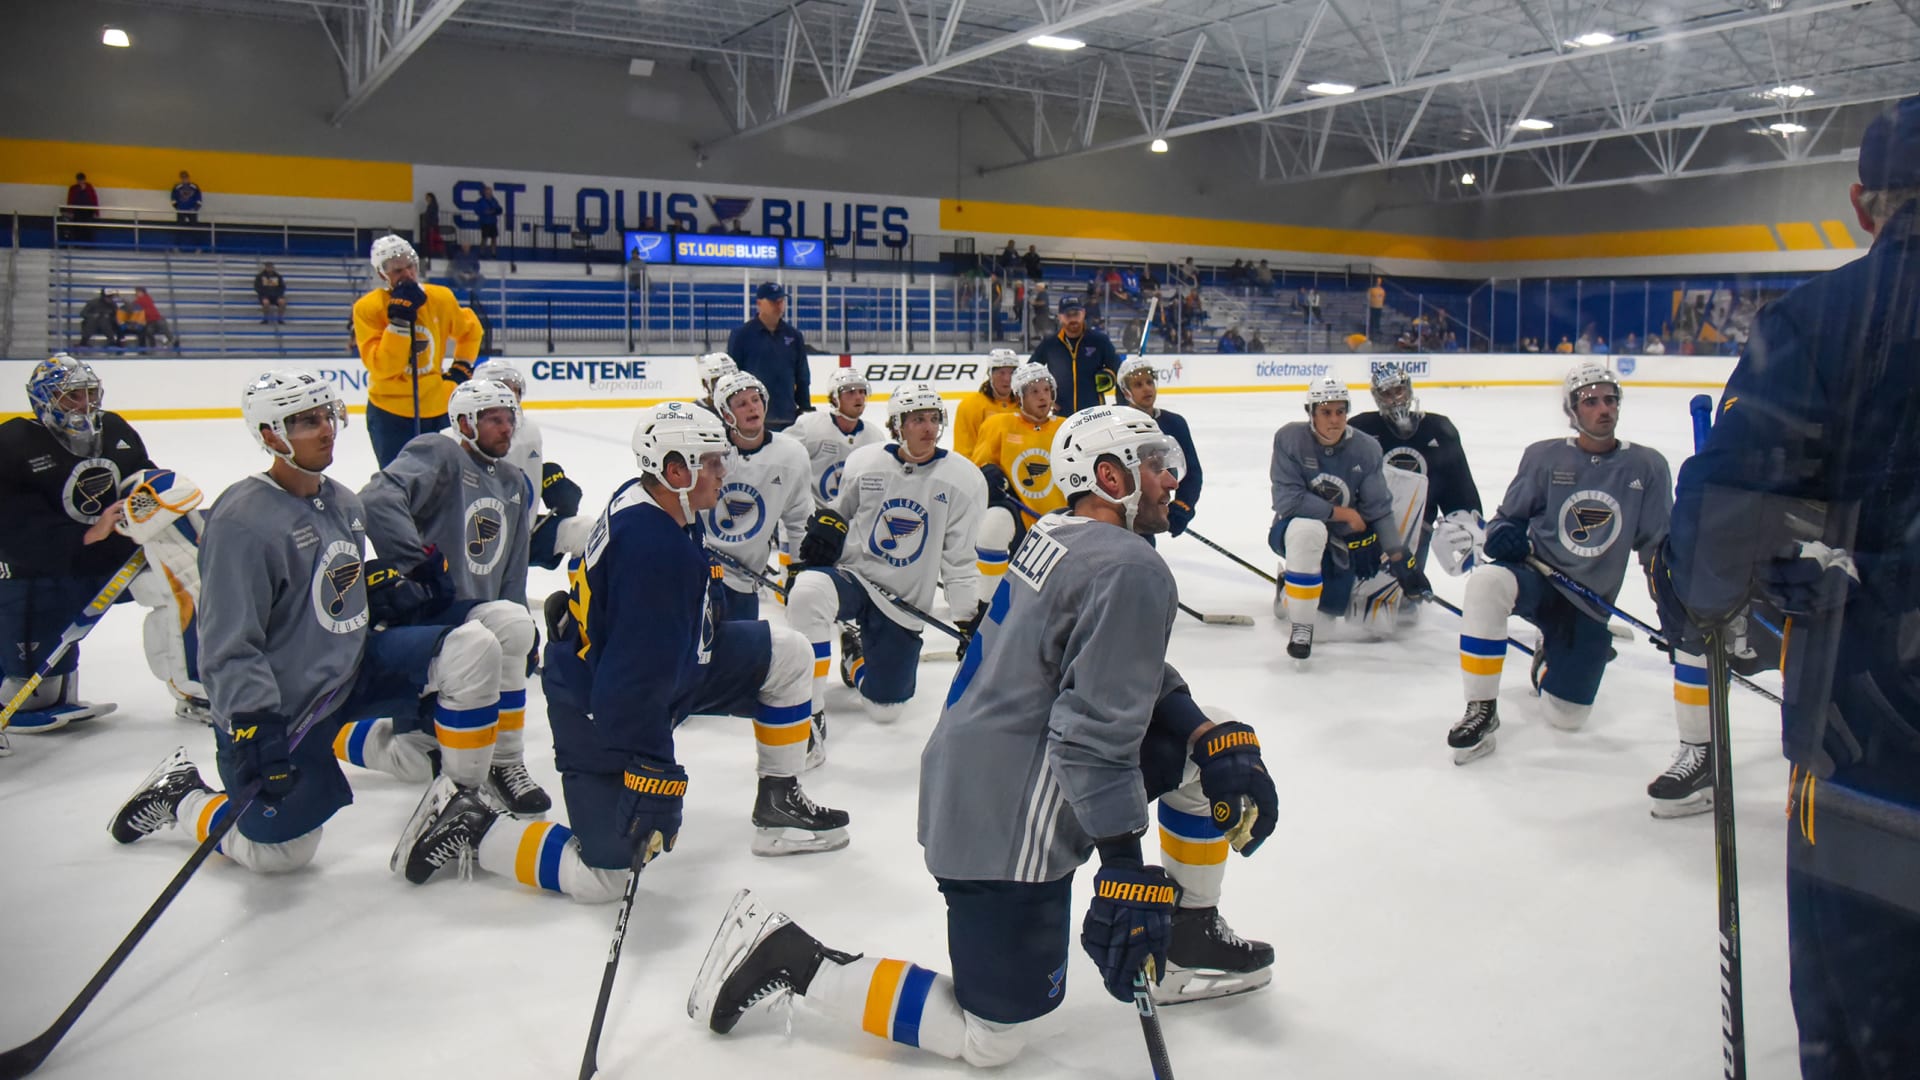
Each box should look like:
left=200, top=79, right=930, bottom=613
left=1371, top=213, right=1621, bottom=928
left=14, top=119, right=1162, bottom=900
left=804, top=955, right=976, bottom=1060
left=332, top=718, right=437, bottom=782
left=472, top=818, right=628, bottom=903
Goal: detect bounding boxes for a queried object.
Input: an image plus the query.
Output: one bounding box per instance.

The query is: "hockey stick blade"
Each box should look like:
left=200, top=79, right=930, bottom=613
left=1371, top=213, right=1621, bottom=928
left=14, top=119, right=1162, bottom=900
left=1179, top=602, right=1254, bottom=626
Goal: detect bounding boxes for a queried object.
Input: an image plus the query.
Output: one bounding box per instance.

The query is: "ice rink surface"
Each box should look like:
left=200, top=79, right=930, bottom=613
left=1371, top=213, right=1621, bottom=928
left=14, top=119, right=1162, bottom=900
left=0, top=382, right=1800, bottom=1079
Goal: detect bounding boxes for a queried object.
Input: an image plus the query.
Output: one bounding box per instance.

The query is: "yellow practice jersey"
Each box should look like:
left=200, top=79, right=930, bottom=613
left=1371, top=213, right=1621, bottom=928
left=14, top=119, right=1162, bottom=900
left=970, top=411, right=1067, bottom=516
left=951, top=388, right=1020, bottom=459
left=352, top=282, right=482, bottom=419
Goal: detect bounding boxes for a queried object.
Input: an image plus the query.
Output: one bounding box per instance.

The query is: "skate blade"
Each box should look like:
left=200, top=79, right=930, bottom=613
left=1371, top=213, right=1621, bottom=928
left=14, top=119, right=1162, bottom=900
left=750, top=826, right=850, bottom=857
left=1451, top=735, right=1497, bottom=766
left=687, top=889, right=787, bottom=1026
left=105, top=746, right=192, bottom=834
left=1151, top=964, right=1274, bottom=1006
left=1649, top=790, right=1714, bottom=819
left=390, top=775, right=458, bottom=873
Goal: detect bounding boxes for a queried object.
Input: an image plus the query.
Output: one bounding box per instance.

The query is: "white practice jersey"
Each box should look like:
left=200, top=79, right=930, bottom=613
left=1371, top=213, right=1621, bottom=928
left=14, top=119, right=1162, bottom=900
left=788, top=410, right=885, bottom=507
left=832, top=442, right=987, bottom=632
left=700, top=432, right=812, bottom=595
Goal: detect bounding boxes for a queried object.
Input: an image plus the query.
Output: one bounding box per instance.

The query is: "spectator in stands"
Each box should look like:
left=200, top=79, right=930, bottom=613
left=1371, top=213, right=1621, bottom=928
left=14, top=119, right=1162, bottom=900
left=1255, top=259, right=1275, bottom=293
left=476, top=184, right=503, bottom=257
left=726, top=281, right=812, bottom=431
left=1679, top=337, right=1696, bottom=355
left=1000, top=239, right=1019, bottom=273
left=1307, top=286, right=1323, bottom=325
left=1181, top=288, right=1206, bottom=323
left=1294, top=285, right=1310, bottom=323
left=1227, top=259, right=1247, bottom=287
left=449, top=242, right=483, bottom=297
left=1556, top=335, right=1575, bottom=353
left=64, top=172, right=99, bottom=243
left=1395, top=327, right=1418, bottom=352
left=78, top=289, right=120, bottom=346
left=640, top=214, right=660, bottom=231
left=422, top=193, right=444, bottom=258
left=116, top=294, right=149, bottom=347
left=1176, top=257, right=1199, bottom=288
left=171, top=170, right=202, bottom=224
left=1217, top=325, right=1246, bottom=353
left=1623, top=332, right=1640, bottom=352
left=133, top=287, right=173, bottom=347
left=1574, top=328, right=1594, bottom=354
left=1645, top=335, right=1666, bottom=354
left=1022, top=243, right=1043, bottom=281
left=1367, top=276, right=1386, bottom=339
left=1140, top=267, right=1161, bottom=300
left=1521, top=337, right=1540, bottom=352
left=1246, top=328, right=1266, bottom=353
left=253, top=262, right=287, bottom=324
left=1442, top=332, right=1460, bottom=352
left=1593, top=336, right=1609, bottom=354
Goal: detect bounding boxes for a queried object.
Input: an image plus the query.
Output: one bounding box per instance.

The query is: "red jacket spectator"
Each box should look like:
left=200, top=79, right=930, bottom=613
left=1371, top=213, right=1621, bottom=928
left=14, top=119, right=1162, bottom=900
left=65, top=173, right=99, bottom=220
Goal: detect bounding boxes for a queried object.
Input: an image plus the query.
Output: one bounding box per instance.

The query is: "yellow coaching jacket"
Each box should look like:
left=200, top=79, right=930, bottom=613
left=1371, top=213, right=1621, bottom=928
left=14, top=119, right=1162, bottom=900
left=969, top=411, right=1066, bottom=517
left=352, top=283, right=482, bottom=419
left=951, top=388, right=1020, bottom=460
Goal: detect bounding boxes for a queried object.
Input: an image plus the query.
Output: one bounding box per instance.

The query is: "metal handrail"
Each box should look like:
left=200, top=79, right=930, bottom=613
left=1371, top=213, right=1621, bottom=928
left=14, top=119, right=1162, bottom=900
left=57, top=204, right=361, bottom=231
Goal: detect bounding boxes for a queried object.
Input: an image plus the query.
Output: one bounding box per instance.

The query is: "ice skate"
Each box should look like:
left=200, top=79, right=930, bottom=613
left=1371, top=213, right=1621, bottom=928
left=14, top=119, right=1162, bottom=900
left=1287, top=622, right=1314, bottom=662
left=486, top=760, right=552, bottom=816
left=1647, top=741, right=1713, bottom=819
left=399, top=783, right=498, bottom=883
left=838, top=625, right=863, bottom=688
left=750, top=775, right=850, bottom=856
left=689, top=888, right=857, bottom=1033
left=804, top=711, right=827, bottom=771
left=1155, top=907, right=1274, bottom=1004
left=108, top=747, right=212, bottom=843
left=1449, top=700, right=1500, bottom=764
left=391, top=775, right=461, bottom=872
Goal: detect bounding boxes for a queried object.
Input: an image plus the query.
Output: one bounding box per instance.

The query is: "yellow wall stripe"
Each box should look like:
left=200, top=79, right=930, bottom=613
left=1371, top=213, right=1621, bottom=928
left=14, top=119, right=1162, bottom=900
left=1775, top=222, right=1826, bottom=252
left=0, top=139, right=412, bottom=203
left=1819, top=219, right=1859, bottom=249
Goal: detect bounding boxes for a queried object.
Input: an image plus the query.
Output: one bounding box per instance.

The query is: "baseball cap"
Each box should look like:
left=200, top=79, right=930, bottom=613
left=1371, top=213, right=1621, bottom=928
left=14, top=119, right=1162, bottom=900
left=1057, top=295, right=1085, bottom=313
left=755, top=282, right=787, bottom=302
left=1859, top=94, right=1920, bottom=189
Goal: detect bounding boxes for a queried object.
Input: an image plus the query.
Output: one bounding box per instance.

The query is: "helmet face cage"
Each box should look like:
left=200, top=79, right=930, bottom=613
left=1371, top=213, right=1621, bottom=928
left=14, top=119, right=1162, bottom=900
left=1370, top=366, right=1418, bottom=435
left=26, top=354, right=105, bottom=451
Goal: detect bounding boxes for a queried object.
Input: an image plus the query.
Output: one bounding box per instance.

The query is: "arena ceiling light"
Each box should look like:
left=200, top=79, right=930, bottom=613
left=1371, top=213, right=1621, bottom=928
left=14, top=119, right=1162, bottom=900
left=1764, top=84, right=1815, bottom=99
left=1028, top=35, right=1086, bottom=51
left=1566, top=31, right=1615, bottom=47
left=1306, top=81, right=1356, bottom=95
left=1769, top=121, right=1809, bottom=134
left=1512, top=117, right=1555, bottom=131
left=1459, top=171, right=1476, bottom=186
left=1149, top=138, right=1170, bottom=153
left=101, top=26, right=130, bottom=47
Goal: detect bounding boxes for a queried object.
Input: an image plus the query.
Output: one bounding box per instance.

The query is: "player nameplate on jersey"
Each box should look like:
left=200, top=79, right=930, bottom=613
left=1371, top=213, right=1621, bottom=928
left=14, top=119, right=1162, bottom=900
left=1008, top=525, right=1068, bottom=593
left=860, top=474, right=886, bottom=493
left=1551, top=469, right=1577, bottom=486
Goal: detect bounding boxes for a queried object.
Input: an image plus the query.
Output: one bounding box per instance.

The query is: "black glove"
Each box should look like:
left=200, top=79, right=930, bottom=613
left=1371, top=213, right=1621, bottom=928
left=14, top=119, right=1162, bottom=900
left=1387, top=549, right=1432, bottom=599
left=1168, top=499, right=1194, bottom=537
left=1189, top=721, right=1278, bottom=856
left=444, top=357, right=474, bottom=385
left=1483, top=518, right=1532, bottom=564
left=229, top=711, right=295, bottom=801
left=1761, top=541, right=1859, bottom=617
left=954, top=600, right=989, bottom=662
left=1645, top=541, right=1706, bottom=654
left=1081, top=846, right=1178, bottom=1003
left=798, top=509, right=849, bottom=568
left=365, top=546, right=454, bottom=626
left=541, top=461, right=583, bottom=518
left=980, top=463, right=1013, bottom=499
left=386, top=278, right=427, bottom=327
left=616, top=756, right=688, bottom=865
left=795, top=396, right=816, bottom=415
left=1346, top=530, right=1383, bottom=580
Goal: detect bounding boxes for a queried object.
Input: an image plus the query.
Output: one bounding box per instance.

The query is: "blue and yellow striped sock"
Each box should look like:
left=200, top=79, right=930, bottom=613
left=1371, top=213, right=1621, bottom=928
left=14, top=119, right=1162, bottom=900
left=753, top=700, right=812, bottom=776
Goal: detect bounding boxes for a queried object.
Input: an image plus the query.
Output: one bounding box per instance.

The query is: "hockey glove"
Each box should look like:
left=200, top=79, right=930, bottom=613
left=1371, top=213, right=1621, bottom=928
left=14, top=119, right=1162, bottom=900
left=1346, top=531, right=1383, bottom=580
left=540, top=461, right=583, bottom=518
left=798, top=509, right=850, bottom=568
left=1168, top=498, right=1194, bottom=537
left=1189, top=721, right=1278, bottom=856
left=795, top=396, right=816, bottom=415
left=229, top=711, right=295, bottom=801
left=954, top=600, right=989, bottom=662
left=1081, top=847, right=1178, bottom=1003
left=1645, top=541, right=1706, bottom=653
left=616, top=756, right=688, bottom=865
left=980, top=464, right=1013, bottom=499
left=1483, top=517, right=1532, bottom=564
left=1387, top=549, right=1432, bottom=600
left=444, top=357, right=475, bottom=386
left=365, top=558, right=436, bottom=626
left=1761, top=540, right=1859, bottom=617
left=386, top=279, right=428, bottom=327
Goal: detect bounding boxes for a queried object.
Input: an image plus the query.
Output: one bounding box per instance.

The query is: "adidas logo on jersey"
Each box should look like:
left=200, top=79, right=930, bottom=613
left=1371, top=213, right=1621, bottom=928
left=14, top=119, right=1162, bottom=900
left=1427, top=439, right=1440, bottom=447
left=350, top=517, right=364, bottom=530
left=935, top=492, right=948, bottom=503
left=115, top=439, right=132, bottom=450
left=1629, top=479, right=1644, bottom=490
left=770, top=476, right=783, bottom=485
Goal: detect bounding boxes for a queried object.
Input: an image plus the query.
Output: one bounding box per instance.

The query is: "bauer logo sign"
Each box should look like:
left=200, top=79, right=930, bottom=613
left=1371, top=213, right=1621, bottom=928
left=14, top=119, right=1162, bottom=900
left=861, top=361, right=983, bottom=388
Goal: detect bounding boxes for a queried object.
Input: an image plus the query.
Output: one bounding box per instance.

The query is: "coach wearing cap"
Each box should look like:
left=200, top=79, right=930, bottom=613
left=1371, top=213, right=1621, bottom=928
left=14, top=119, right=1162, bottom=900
left=726, top=281, right=812, bottom=430
left=1027, top=294, right=1120, bottom=417
left=1659, top=93, right=1920, bottom=1076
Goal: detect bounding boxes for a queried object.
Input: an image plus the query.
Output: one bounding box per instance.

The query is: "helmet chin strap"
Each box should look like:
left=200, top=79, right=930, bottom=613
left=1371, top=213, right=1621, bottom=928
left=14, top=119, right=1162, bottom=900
left=269, top=442, right=328, bottom=478
left=1095, top=464, right=1146, bottom=530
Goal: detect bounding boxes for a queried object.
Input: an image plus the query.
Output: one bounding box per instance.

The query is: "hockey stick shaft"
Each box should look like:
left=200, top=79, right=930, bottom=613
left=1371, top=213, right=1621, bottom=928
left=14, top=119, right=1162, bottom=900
left=706, top=548, right=965, bottom=642
left=1182, top=528, right=1279, bottom=586
left=578, top=844, right=650, bottom=1080
left=1520, top=556, right=1782, bottom=706
left=0, top=550, right=147, bottom=732
left=1009, top=501, right=1247, bottom=627
left=1131, top=969, right=1176, bottom=1080
left=0, top=685, right=342, bottom=1079
left=1691, top=392, right=1747, bottom=1080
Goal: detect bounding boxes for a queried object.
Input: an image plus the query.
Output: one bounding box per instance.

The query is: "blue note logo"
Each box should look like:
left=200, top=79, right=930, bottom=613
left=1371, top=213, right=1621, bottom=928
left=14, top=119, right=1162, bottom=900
left=464, top=496, right=509, bottom=575
left=791, top=241, right=817, bottom=261
left=867, top=497, right=929, bottom=567
left=818, top=460, right=846, bottom=502
left=311, top=540, right=370, bottom=635
left=62, top=458, right=122, bottom=524
left=1557, top=489, right=1622, bottom=558
left=1308, top=472, right=1352, bottom=507
left=705, top=482, right=769, bottom=542
left=1383, top=446, right=1429, bottom=475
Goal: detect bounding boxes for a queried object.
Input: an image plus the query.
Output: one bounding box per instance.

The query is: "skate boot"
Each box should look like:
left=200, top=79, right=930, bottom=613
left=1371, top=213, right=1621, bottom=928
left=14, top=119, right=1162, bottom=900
left=1647, top=741, right=1713, bottom=819
left=689, top=889, right=860, bottom=1033
left=1287, top=622, right=1314, bottom=661
left=109, top=747, right=213, bottom=843
left=174, top=694, right=214, bottom=726
left=750, top=776, right=850, bottom=856
left=486, top=760, right=552, bottom=816
left=1155, top=907, right=1275, bottom=1004
left=1449, top=700, right=1500, bottom=765
left=839, top=625, right=864, bottom=688
left=804, top=712, right=828, bottom=772
left=397, top=780, right=498, bottom=883
left=5, top=674, right=116, bottom=735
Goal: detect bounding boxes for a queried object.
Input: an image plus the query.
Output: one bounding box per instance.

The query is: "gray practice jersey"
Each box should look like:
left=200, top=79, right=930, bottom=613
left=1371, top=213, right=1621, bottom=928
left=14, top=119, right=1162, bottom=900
left=919, top=513, right=1182, bottom=883
left=1269, top=422, right=1395, bottom=540
left=196, top=475, right=370, bottom=734
left=1497, top=436, right=1673, bottom=615
left=359, top=428, right=531, bottom=605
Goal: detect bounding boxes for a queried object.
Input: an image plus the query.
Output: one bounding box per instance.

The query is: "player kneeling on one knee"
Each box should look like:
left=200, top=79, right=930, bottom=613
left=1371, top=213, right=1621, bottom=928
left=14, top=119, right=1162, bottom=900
left=388, top=403, right=852, bottom=897
left=690, top=407, right=1283, bottom=1067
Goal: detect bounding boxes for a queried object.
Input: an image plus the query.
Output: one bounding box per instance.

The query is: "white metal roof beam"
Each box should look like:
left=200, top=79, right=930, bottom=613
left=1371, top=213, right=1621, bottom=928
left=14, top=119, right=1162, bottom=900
left=329, top=0, right=470, bottom=124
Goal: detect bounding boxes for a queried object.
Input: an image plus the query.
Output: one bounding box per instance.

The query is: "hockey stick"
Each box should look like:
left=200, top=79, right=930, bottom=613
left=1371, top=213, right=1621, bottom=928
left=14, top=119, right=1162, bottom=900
left=1132, top=969, right=1177, bottom=1080
left=0, top=683, right=343, bottom=1079
left=1520, top=556, right=1783, bottom=707
left=706, top=548, right=966, bottom=643
left=1690, top=392, right=1746, bottom=1080
left=1182, top=528, right=1279, bottom=586
left=1007, top=504, right=1250, bottom=626
left=578, top=843, right=650, bottom=1080
left=0, top=550, right=147, bottom=735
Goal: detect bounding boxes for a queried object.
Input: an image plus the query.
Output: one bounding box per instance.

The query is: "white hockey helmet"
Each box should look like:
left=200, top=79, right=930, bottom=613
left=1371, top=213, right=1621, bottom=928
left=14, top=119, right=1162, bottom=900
left=477, top=359, right=527, bottom=400
left=1115, top=355, right=1157, bottom=400
left=1011, top=362, right=1056, bottom=408
left=696, top=352, right=738, bottom=396
left=987, top=348, right=1021, bottom=370
left=632, top=402, right=729, bottom=519
left=1563, top=360, right=1622, bottom=437
left=25, top=353, right=105, bottom=456
left=712, top=370, right=769, bottom=431
left=242, top=368, right=347, bottom=474
left=1305, top=374, right=1349, bottom=413
left=886, top=382, right=946, bottom=439
left=369, top=234, right=419, bottom=285
left=827, top=367, right=870, bottom=409
left=447, top=378, right=521, bottom=461
left=1052, top=405, right=1185, bottom=529
left=1370, top=363, right=1420, bottom=437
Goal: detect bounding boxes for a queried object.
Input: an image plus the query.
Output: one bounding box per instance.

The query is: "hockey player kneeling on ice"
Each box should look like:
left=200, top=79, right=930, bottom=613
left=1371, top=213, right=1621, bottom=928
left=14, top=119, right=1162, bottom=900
left=703, top=372, right=812, bottom=623
left=1114, top=356, right=1203, bottom=541
left=968, top=363, right=1065, bottom=583
left=347, top=378, right=547, bottom=816
left=477, top=359, right=591, bottom=571
left=1348, top=362, right=1481, bottom=579
left=391, top=403, right=850, bottom=896
left=1268, top=375, right=1431, bottom=661
left=784, top=382, right=985, bottom=729
left=0, top=355, right=158, bottom=747
left=1446, top=364, right=1710, bottom=818
left=690, top=407, right=1281, bottom=1067
left=110, top=370, right=520, bottom=873
left=789, top=367, right=885, bottom=508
